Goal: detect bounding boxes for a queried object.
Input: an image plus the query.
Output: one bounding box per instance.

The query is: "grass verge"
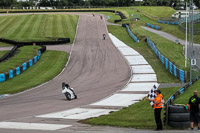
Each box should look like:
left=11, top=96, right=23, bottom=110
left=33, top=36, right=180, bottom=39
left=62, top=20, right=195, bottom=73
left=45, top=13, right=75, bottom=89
left=0, top=50, right=68, bottom=94
left=108, top=25, right=180, bottom=83
left=0, top=46, right=40, bottom=73
left=0, top=42, right=12, bottom=47
left=130, top=22, right=189, bottom=71
left=174, top=80, right=200, bottom=104
left=0, top=51, right=8, bottom=58
left=116, top=7, right=200, bottom=44
left=0, top=14, right=78, bottom=43
left=81, top=87, right=177, bottom=129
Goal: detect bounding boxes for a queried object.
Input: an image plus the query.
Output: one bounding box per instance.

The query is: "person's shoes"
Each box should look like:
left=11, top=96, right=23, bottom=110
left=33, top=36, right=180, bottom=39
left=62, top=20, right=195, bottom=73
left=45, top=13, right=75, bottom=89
left=191, top=128, right=194, bottom=131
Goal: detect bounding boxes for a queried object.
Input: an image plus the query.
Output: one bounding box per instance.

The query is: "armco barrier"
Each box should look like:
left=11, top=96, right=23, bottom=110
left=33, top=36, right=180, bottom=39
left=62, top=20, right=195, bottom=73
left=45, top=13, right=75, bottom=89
left=0, top=45, right=19, bottom=63
left=158, top=20, right=179, bottom=25
left=114, top=19, right=122, bottom=23
left=147, top=37, right=186, bottom=83
left=116, top=11, right=127, bottom=19
left=0, top=46, right=46, bottom=83
left=0, top=38, right=70, bottom=46
left=146, top=23, right=161, bottom=30
left=166, top=76, right=199, bottom=106
left=114, top=11, right=127, bottom=23
left=125, top=25, right=139, bottom=43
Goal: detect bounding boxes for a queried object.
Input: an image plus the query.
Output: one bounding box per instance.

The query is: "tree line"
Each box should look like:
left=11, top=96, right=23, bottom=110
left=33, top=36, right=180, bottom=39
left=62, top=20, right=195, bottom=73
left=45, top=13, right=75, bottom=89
left=0, top=0, right=199, bottom=8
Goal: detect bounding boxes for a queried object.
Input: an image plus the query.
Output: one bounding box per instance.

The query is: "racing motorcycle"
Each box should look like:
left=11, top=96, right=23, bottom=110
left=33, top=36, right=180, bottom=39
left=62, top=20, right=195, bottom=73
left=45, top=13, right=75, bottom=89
left=62, top=82, right=77, bottom=101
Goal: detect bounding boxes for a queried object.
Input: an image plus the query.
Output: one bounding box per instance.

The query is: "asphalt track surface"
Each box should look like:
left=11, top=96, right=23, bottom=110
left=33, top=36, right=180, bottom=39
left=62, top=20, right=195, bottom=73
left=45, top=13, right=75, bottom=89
left=0, top=13, right=131, bottom=132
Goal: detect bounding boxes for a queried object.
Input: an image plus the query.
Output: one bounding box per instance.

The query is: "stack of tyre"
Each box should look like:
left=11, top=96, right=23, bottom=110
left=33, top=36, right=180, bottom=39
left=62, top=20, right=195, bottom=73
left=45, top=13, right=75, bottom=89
left=168, top=105, right=190, bottom=128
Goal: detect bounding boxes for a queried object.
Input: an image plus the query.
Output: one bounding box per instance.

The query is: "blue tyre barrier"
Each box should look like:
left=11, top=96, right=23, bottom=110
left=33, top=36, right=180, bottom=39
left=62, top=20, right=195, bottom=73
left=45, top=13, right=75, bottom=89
left=0, top=74, right=5, bottom=83
left=9, top=70, right=13, bottom=79
left=16, top=67, right=20, bottom=75
left=158, top=20, right=179, bottom=25
left=29, top=59, right=33, bottom=67
left=23, top=63, right=27, bottom=71
left=146, top=23, right=161, bottom=30
left=34, top=56, right=37, bottom=63
left=0, top=46, right=46, bottom=83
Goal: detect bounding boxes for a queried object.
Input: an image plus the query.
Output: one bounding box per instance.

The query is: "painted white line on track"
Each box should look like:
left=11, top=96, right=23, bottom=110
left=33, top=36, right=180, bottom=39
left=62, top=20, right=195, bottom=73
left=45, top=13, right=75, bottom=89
left=131, top=74, right=157, bottom=82
left=118, top=47, right=140, bottom=56
left=91, top=94, right=146, bottom=107
left=0, top=122, right=71, bottom=131
left=121, top=83, right=159, bottom=92
left=37, top=108, right=117, bottom=120
left=131, top=65, right=155, bottom=74
left=125, top=56, right=149, bottom=66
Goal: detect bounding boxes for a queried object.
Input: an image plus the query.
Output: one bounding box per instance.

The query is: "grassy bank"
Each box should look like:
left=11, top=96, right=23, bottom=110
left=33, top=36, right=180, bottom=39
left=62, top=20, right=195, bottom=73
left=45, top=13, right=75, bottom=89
left=130, top=23, right=189, bottom=71
left=0, top=46, right=40, bottom=73
left=108, top=25, right=180, bottom=83
left=0, top=14, right=78, bottom=43
left=0, top=51, right=8, bottom=58
left=133, top=6, right=176, bottom=19
left=0, top=50, right=68, bottom=94
left=0, top=42, right=12, bottom=47
left=122, top=7, right=200, bottom=44
left=82, top=87, right=177, bottom=129
left=174, top=80, right=200, bottom=104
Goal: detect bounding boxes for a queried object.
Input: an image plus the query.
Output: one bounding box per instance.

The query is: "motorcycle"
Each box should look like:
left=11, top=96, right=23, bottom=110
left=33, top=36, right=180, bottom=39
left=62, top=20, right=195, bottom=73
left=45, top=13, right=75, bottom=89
left=62, top=82, right=77, bottom=101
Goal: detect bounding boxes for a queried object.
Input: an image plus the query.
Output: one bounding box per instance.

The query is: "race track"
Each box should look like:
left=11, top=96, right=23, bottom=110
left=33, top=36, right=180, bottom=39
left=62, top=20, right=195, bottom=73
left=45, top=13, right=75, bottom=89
left=0, top=13, right=131, bottom=125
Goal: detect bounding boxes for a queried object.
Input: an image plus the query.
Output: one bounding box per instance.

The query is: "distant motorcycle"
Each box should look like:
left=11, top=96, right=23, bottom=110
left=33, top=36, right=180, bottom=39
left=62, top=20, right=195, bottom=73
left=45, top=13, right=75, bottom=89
left=62, top=82, right=77, bottom=101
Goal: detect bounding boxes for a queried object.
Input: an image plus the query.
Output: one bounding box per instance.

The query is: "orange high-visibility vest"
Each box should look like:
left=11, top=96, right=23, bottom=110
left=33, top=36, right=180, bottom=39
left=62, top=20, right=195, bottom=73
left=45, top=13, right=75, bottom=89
left=154, top=94, right=163, bottom=109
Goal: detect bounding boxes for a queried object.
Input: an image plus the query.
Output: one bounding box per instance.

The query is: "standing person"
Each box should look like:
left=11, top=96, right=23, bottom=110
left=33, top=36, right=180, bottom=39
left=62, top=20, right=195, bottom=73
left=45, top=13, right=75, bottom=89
left=189, top=90, right=200, bottom=131
left=149, top=89, right=163, bottom=131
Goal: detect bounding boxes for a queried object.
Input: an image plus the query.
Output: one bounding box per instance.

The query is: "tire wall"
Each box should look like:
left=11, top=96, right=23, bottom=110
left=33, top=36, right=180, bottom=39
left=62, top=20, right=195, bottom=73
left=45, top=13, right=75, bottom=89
left=158, top=19, right=179, bottom=25
left=0, top=38, right=70, bottom=46
left=114, top=11, right=126, bottom=23
left=146, top=23, right=161, bottom=30
left=0, top=46, right=46, bottom=83
left=0, top=45, right=19, bottom=63
left=165, top=76, right=200, bottom=128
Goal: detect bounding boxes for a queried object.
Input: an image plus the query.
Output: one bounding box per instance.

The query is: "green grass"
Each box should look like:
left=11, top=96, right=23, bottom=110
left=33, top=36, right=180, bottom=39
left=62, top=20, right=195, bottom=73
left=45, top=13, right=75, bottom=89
left=133, top=6, right=176, bottom=19
left=115, top=7, right=200, bottom=44
left=0, top=14, right=78, bottom=43
left=0, top=50, right=68, bottom=94
left=173, top=80, right=200, bottom=104
left=99, top=12, right=121, bottom=23
left=108, top=25, right=180, bottom=83
left=82, top=87, right=178, bottom=129
left=0, top=46, right=40, bottom=73
left=0, top=51, right=8, bottom=58
left=130, top=22, right=189, bottom=71
left=0, top=42, right=12, bottom=47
